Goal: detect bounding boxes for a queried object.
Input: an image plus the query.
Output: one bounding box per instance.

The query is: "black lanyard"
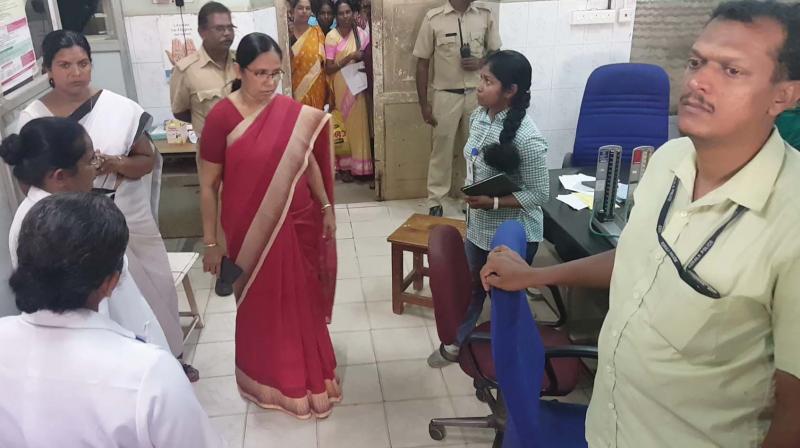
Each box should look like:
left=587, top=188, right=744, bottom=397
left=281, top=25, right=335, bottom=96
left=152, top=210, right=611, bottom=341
left=656, top=177, right=747, bottom=299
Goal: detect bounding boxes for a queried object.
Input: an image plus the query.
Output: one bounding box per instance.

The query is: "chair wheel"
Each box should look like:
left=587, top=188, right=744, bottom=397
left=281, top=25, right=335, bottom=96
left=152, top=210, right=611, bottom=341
left=428, top=422, right=446, bottom=441
left=476, top=387, right=491, bottom=403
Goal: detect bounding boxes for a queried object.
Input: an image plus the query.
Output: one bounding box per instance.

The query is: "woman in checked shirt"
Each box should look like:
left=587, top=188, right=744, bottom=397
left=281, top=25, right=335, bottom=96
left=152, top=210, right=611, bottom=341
left=428, top=50, right=549, bottom=367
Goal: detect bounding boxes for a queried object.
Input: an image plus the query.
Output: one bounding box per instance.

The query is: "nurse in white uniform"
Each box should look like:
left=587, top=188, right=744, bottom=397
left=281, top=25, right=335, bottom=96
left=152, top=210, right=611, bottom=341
left=2, top=117, right=169, bottom=350
left=0, top=192, right=222, bottom=447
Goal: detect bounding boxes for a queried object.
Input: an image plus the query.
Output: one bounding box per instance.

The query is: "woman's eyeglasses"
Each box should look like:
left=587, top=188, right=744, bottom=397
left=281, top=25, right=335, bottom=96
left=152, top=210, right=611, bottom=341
left=245, top=68, right=284, bottom=83
left=89, top=153, right=102, bottom=169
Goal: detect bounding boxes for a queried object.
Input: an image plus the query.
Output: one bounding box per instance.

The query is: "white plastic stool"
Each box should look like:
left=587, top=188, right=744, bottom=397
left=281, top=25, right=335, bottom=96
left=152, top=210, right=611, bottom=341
left=168, top=252, right=204, bottom=343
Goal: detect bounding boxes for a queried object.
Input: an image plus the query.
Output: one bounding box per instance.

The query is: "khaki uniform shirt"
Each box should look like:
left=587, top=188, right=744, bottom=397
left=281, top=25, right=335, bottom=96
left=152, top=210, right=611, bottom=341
left=169, top=45, right=236, bottom=136
left=586, top=130, right=800, bottom=448
left=412, top=1, right=501, bottom=90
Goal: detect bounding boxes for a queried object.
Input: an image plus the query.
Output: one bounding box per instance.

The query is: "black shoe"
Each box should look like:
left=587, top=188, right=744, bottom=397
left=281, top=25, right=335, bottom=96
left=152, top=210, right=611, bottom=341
left=215, top=277, right=234, bottom=297
left=429, top=206, right=443, bottom=217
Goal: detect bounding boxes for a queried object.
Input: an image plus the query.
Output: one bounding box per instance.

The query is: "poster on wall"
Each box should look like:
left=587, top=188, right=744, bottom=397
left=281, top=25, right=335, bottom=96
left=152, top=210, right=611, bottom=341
left=158, top=13, right=201, bottom=78
left=0, top=0, right=36, bottom=95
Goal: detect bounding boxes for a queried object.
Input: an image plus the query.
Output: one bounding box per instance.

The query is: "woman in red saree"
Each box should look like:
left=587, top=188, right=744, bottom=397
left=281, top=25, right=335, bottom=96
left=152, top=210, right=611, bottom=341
left=199, top=33, right=341, bottom=419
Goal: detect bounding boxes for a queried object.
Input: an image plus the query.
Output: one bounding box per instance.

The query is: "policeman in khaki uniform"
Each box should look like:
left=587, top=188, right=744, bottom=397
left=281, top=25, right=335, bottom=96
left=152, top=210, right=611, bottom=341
left=169, top=1, right=236, bottom=295
left=413, top=0, right=501, bottom=216
left=169, top=1, right=237, bottom=142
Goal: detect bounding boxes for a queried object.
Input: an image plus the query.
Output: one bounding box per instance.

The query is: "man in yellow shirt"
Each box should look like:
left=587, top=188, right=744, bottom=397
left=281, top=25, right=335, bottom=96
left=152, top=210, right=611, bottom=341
left=169, top=2, right=237, bottom=296
left=170, top=1, right=237, bottom=139
left=481, top=1, right=800, bottom=447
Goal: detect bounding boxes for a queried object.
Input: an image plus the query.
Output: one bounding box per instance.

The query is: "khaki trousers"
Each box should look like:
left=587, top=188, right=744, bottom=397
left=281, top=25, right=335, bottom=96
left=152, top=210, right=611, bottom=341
left=428, top=89, right=477, bottom=208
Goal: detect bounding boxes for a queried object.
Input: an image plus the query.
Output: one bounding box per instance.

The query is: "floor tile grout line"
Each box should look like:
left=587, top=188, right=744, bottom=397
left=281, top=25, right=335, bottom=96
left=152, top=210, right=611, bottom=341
left=363, top=321, right=394, bottom=448
left=241, top=409, right=248, bottom=448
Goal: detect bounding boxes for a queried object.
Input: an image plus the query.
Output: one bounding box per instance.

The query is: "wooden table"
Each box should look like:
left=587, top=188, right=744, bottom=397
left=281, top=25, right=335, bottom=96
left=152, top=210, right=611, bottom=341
left=386, top=214, right=466, bottom=314
left=154, top=140, right=196, bottom=155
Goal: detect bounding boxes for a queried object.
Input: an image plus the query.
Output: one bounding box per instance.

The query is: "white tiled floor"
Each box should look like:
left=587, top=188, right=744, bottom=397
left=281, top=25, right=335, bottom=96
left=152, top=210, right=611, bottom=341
left=180, top=199, right=592, bottom=448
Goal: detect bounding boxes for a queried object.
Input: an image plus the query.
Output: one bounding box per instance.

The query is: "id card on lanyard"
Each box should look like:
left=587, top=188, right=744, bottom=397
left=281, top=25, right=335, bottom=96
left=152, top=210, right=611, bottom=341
left=466, top=147, right=479, bottom=185
left=466, top=147, right=479, bottom=227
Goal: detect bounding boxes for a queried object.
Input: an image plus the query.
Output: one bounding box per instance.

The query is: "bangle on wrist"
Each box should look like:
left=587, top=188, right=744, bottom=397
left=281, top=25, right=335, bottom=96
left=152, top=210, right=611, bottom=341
left=204, top=242, right=218, bottom=248
left=493, top=197, right=499, bottom=210
left=321, top=203, right=333, bottom=213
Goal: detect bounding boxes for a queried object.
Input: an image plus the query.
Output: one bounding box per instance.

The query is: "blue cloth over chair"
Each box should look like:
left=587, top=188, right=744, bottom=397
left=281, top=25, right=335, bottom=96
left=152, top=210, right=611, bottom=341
left=490, top=221, right=588, bottom=448
left=571, top=63, right=670, bottom=167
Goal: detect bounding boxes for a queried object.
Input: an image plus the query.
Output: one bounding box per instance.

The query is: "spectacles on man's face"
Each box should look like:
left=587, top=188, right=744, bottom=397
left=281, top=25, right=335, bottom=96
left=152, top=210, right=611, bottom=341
left=245, top=67, right=284, bottom=83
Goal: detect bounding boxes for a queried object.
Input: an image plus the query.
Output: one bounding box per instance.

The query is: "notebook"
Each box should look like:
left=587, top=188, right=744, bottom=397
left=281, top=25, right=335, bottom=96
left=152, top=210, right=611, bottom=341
left=461, top=173, right=522, bottom=197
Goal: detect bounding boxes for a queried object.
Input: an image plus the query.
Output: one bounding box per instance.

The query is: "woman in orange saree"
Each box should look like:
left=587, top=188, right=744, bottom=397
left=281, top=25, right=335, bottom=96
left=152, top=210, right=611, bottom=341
left=199, top=33, right=341, bottom=419
left=290, top=0, right=328, bottom=110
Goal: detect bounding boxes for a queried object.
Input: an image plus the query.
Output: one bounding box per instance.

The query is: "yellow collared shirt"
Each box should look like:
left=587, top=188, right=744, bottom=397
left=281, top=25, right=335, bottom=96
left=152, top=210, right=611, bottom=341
left=169, top=45, right=237, bottom=136
left=586, top=129, right=800, bottom=447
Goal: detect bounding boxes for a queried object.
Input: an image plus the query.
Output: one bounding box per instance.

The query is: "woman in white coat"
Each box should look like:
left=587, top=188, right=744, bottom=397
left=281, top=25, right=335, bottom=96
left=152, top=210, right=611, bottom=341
left=3, top=117, right=169, bottom=351
left=0, top=192, right=222, bottom=448
left=16, top=30, right=194, bottom=379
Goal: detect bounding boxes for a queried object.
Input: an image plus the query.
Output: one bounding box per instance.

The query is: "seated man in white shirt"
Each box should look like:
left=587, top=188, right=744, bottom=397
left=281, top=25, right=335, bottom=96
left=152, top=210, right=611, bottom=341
left=0, top=193, right=223, bottom=448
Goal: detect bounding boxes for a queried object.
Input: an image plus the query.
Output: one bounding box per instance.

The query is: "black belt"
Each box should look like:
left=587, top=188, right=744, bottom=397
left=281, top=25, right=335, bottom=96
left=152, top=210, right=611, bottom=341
left=442, top=88, right=474, bottom=94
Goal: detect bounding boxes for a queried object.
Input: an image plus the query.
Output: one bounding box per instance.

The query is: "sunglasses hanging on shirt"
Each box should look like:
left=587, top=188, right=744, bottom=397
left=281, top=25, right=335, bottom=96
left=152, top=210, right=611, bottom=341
left=656, top=177, right=747, bottom=299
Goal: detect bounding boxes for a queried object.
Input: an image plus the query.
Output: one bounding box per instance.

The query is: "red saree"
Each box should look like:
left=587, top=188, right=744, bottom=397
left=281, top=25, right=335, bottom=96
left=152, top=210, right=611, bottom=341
left=221, top=94, right=340, bottom=418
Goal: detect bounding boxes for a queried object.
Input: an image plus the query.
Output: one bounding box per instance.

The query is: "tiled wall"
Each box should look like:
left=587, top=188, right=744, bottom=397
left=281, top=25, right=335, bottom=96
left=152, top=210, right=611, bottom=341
left=123, top=8, right=279, bottom=126
left=499, top=0, right=637, bottom=167
left=122, top=0, right=637, bottom=166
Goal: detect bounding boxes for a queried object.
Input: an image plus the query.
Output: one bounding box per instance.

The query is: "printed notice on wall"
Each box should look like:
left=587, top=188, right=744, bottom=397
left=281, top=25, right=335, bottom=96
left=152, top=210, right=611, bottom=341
left=158, top=14, right=201, bottom=78
left=0, top=0, right=36, bottom=95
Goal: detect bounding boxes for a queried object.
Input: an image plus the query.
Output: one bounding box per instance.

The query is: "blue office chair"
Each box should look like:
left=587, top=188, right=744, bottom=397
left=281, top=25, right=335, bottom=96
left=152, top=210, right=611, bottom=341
left=490, top=221, right=598, bottom=448
left=567, top=63, right=670, bottom=168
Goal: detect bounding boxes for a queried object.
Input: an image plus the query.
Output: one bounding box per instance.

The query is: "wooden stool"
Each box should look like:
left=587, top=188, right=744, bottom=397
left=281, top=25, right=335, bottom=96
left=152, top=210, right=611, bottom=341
left=386, top=214, right=466, bottom=314
left=168, top=252, right=205, bottom=343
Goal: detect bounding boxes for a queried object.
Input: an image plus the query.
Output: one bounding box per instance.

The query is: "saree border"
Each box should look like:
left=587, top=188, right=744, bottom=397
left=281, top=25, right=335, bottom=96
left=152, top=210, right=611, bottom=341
left=233, top=104, right=330, bottom=308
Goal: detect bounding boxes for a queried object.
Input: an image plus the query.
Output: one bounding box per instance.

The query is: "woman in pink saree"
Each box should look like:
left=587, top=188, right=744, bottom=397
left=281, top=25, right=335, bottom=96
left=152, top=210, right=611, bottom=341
left=199, top=33, right=341, bottom=419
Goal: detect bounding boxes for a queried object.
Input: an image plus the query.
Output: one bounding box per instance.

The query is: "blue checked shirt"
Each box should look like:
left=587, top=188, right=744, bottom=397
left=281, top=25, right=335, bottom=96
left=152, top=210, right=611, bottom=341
left=464, top=108, right=549, bottom=250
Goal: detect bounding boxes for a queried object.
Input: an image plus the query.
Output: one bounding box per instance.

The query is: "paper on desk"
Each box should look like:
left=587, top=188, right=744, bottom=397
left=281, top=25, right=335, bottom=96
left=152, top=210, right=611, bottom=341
left=342, top=62, right=368, bottom=96
left=557, top=193, right=589, bottom=211
left=575, top=192, right=593, bottom=209
left=559, top=174, right=595, bottom=194
left=560, top=174, right=629, bottom=201
left=617, top=183, right=628, bottom=200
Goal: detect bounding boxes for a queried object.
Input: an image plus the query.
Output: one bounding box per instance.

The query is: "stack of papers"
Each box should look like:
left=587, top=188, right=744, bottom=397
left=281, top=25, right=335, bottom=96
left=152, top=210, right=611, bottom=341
left=557, top=193, right=592, bottom=211
left=557, top=173, right=629, bottom=211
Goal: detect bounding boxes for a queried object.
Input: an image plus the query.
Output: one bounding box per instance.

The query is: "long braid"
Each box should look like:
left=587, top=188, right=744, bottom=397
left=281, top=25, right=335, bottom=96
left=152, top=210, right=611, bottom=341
left=482, top=51, right=532, bottom=174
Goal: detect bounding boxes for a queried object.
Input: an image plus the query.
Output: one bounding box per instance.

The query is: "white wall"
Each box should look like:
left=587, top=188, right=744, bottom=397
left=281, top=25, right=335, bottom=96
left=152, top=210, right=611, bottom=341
left=0, top=174, right=18, bottom=317
left=499, top=0, right=637, bottom=168
left=92, top=52, right=130, bottom=97
left=124, top=8, right=279, bottom=127
left=123, top=0, right=636, bottom=162
left=122, top=0, right=255, bottom=16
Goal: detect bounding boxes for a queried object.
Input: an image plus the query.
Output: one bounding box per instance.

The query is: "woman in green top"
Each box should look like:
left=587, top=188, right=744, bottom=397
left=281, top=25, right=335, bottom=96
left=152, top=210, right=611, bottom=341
left=427, top=50, right=549, bottom=367
left=777, top=106, right=800, bottom=149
